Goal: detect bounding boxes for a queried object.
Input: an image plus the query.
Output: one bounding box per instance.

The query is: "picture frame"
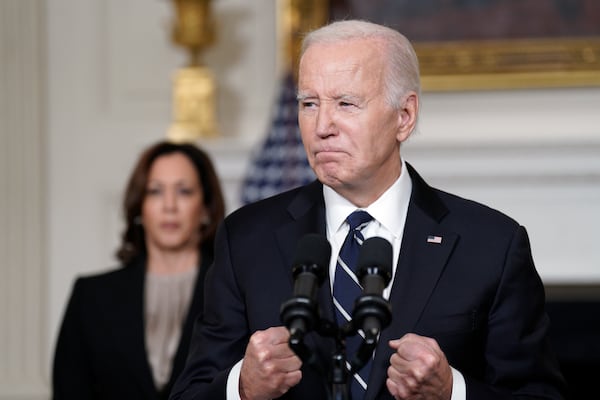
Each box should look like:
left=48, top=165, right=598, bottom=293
left=279, top=0, right=600, bottom=91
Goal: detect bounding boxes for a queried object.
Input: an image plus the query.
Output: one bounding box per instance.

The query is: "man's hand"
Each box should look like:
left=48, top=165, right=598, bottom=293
left=386, top=333, right=453, bottom=400
left=239, top=326, right=302, bottom=400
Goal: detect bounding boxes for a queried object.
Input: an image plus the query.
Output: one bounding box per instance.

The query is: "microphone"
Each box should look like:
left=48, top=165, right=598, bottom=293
left=280, top=233, right=331, bottom=341
left=354, top=236, right=393, bottom=335
left=350, top=236, right=393, bottom=371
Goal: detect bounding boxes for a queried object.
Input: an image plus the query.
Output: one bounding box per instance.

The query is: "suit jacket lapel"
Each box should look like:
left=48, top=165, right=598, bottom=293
left=274, top=181, right=338, bottom=373
left=107, top=261, right=157, bottom=399
left=275, top=180, right=326, bottom=244
left=365, top=164, right=458, bottom=400
left=274, top=180, right=327, bottom=294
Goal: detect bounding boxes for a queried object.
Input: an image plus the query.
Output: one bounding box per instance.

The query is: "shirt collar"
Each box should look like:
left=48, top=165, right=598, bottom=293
left=324, top=158, right=412, bottom=238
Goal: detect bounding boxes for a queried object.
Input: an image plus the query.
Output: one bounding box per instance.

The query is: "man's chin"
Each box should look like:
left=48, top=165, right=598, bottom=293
left=314, top=169, right=344, bottom=189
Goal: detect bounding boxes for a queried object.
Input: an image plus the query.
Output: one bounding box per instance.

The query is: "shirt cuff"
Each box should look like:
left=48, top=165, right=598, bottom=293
left=450, top=367, right=466, bottom=400
left=226, top=359, right=244, bottom=400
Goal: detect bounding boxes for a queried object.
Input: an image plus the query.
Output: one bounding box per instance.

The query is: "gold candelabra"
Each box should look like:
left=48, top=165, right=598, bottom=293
left=168, top=0, right=219, bottom=142
left=280, top=0, right=329, bottom=82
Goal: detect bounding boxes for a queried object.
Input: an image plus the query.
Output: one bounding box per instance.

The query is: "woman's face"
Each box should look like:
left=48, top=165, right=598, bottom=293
left=141, top=152, right=207, bottom=254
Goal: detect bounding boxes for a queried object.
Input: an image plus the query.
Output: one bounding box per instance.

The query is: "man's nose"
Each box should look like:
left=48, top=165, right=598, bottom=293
left=315, top=103, right=335, bottom=137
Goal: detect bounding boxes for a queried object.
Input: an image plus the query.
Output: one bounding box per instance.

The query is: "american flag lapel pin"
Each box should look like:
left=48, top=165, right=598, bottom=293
left=427, top=235, right=443, bottom=244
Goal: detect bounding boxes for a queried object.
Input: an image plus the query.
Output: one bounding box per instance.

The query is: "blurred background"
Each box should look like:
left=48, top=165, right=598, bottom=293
left=1, top=0, right=599, bottom=398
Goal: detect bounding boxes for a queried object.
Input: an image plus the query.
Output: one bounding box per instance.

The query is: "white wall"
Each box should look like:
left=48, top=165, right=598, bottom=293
left=410, top=88, right=600, bottom=283
left=0, top=1, right=47, bottom=398
left=0, top=0, right=599, bottom=398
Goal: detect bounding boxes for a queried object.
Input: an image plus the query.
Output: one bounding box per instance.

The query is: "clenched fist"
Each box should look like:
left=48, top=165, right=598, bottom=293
left=239, top=326, right=303, bottom=400
left=386, top=333, right=453, bottom=400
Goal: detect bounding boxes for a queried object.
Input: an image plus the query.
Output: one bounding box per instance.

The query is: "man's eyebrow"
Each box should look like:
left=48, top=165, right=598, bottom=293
left=296, top=92, right=313, bottom=101
left=336, top=94, right=360, bottom=102
left=296, top=92, right=361, bottom=102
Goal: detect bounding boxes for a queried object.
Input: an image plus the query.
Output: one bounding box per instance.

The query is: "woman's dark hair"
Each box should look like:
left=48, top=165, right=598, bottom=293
left=116, top=141, right=225, bottom=264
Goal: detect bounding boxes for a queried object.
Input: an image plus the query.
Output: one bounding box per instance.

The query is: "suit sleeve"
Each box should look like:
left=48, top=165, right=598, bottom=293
left=52, top=279, right=95, bottom=400
left=464, top=226, right=567, bottom=399
left=170, top=220, right=250, bottom=400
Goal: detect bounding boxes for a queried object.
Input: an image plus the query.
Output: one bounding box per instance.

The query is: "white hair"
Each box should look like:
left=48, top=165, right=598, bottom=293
left=300, top=20, right=421, bottom=109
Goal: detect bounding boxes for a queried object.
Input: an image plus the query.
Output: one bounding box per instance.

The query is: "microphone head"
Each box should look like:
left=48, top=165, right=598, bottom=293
left=356, top=236, right=392, bottom=284
left=292, top=233, right=331, bottom=284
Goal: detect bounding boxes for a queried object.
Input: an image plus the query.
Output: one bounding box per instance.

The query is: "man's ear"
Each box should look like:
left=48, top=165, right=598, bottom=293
left=396, top=92, right=418, bottom=143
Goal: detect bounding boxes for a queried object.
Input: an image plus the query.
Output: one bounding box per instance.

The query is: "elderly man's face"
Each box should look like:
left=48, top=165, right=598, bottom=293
left=297, top=38, right=414, bottom=206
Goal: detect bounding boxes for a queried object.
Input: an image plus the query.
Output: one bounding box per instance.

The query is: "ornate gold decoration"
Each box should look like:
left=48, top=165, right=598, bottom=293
left=280, top=2, right=600, bottom=91
left=279, top=0, right=328, bottom=81
left=417, top=37, right=600, bottom=91
left=168, top=0, right=219, bottom=142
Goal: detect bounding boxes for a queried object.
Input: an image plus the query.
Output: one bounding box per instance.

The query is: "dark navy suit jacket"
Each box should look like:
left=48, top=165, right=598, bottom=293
left=171, top=164, right=566, bottom=399
left=53, top=251, right=211, bottom=400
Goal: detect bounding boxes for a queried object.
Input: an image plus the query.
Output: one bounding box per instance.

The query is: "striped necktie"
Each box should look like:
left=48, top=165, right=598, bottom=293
left=333, top=210, right=373, bottom=399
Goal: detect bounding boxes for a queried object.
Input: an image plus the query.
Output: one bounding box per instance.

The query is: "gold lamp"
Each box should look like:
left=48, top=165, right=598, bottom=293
left=280, top=0, right=328, bottom=82
left=168, top=0, right=219, bottom=142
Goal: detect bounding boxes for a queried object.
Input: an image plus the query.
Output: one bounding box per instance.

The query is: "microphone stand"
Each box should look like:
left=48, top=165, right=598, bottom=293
left=315, top=318, right=354, bottom=400
left=284, top=299, right=390, bottom=400
left=331, top=350, right=350, bottom=400
left=280, top=235, right=392, bottom=400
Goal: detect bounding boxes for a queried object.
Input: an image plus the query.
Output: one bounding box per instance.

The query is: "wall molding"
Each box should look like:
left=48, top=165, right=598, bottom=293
left=0, top=0, right=48, bottom=398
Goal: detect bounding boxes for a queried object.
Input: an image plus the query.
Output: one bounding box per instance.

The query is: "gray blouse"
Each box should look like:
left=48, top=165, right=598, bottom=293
left=144, top=267, right=198, bottom=390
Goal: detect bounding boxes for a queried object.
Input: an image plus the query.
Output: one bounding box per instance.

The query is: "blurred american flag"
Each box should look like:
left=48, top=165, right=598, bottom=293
left=240, top=72, right=315, bottom=204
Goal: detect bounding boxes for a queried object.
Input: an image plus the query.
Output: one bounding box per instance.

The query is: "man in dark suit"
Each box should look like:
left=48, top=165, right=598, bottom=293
left=170, top=20, right=566, bottom=400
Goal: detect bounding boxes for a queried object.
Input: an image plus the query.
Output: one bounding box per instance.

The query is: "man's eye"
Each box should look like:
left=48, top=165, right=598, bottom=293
left=301, top=101, right=317, bottom=108
left=339, top=101, right=355, bottom=107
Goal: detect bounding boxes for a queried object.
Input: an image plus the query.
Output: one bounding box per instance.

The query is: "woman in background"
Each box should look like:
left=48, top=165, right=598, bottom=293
left=53, top=141, right=225, bottom=400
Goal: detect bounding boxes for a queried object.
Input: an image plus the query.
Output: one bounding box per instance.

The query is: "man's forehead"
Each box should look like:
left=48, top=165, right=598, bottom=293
left=301, top=40, right=382, bottom=71
left=299, top=54, right=383, bottom=93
